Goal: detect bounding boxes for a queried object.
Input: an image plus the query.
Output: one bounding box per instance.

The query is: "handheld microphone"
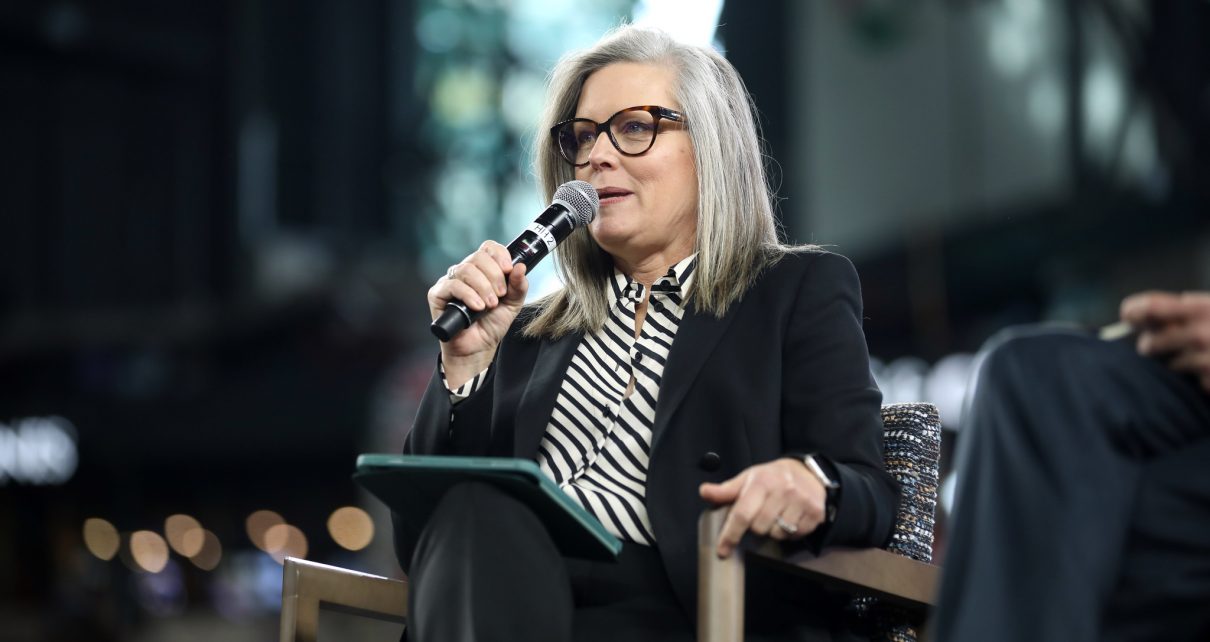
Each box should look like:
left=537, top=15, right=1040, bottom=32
left=430, top=180, right=600, bottom=342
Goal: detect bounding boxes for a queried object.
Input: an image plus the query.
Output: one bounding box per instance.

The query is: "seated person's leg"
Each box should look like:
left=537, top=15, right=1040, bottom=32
left=934, top=326, right=1210, bottom=642
left=1102, top=437, right=1210, bottom=641
left=406, top=481, right=573, bottom=642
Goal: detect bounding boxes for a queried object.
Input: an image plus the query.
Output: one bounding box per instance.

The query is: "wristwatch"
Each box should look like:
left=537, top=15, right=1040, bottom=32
left=802, top=454, right=840, bottom=524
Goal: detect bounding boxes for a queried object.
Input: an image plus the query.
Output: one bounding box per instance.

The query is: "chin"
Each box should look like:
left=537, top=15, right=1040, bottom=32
left=590, top=219, right=634, bottom=244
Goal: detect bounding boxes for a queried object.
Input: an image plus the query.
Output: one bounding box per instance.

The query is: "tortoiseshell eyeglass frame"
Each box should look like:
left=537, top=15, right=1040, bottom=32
left=550, top=105, right=686, bottom=167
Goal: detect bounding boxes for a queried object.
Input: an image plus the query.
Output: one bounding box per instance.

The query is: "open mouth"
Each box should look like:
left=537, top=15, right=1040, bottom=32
left=596, top=187, right=633, bottom=203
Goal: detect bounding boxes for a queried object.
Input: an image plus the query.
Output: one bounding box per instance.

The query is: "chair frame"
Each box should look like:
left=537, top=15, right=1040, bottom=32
left=280, top=525, right=937, bottom=642
left=696, top=506, right=939, bottom=641
left=280, top=557, right=407, bottom=642
left=280, top=405, right=941, bottom=641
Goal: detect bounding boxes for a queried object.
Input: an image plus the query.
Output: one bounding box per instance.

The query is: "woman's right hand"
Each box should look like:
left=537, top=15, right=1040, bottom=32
left=429, top=241, right=529, bottom=388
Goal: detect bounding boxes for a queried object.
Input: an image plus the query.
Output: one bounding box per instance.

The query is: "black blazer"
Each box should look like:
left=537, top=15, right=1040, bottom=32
left=400, top=249, right=897, bottom=623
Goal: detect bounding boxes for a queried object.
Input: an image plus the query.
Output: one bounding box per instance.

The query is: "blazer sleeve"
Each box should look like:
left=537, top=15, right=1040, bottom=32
left=404, top=357, right=498, bottom=457
left=394, top=355, right=498, bottom=572
left=782, top=251, right=897, bottom=549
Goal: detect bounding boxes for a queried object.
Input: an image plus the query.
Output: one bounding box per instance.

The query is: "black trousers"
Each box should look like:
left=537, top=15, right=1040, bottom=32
left=403, top=481, right=694, bottom=642
left=933, top=327, right=1210, bottom=642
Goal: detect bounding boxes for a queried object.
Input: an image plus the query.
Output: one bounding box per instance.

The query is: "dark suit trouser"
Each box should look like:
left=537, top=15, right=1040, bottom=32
left=404, top=481, right=694, bottom=642
left=933, top=328, right=1210, bottom=642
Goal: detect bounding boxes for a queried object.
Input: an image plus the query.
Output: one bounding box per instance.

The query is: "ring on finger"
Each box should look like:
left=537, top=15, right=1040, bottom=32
left=775, top=516, right=799, bottom=535
left=446, top=265, right=458, bottom=280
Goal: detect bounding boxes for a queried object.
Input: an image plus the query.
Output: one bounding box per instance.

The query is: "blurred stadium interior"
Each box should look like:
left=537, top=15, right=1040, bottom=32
left=0, top=0, right=1206, bottom=639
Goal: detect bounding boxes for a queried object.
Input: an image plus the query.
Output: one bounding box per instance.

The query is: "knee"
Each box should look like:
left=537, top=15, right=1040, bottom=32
left=430, top=480, right=519, bottom=528
left=976, top=326, right=1114, bottom=392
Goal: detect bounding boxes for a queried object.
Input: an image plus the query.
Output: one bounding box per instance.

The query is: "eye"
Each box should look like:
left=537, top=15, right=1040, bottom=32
left=575, top=129, right=597, bottom=146
left=618, top=118, right=654, bottom=135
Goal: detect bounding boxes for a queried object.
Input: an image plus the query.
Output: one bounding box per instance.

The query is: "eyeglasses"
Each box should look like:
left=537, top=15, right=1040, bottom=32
left=550, top=105, right=686, bottom=167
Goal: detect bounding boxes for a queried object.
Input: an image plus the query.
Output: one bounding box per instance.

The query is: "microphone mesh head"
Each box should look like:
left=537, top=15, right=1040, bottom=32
left=554, top=180, right=599, bottom=227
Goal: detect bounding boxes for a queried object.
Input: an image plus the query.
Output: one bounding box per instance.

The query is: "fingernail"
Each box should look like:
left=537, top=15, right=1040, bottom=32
left=489, top=294, right=498, bottom=306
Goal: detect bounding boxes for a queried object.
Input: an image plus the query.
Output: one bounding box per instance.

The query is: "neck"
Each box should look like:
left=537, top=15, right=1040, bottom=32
left=613, top=246, right=694, bottom=287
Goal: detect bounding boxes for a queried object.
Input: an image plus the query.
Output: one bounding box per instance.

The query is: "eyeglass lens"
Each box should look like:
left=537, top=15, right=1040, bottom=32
left=558, top=108, right=659, bottom=165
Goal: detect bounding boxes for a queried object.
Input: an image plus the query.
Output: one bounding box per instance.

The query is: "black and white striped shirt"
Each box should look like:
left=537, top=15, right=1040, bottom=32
left=444, top=255, right=697, bottom=544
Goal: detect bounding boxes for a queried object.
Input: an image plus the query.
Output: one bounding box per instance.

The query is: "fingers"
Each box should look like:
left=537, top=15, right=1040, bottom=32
left=1120, top=291, right=1183, bottom=327
left=439, top=278, right=489, bottom=311
left=1138, top=319, right=1210, bottom=357
left=504, top=263, right=529, bottom=304
left=470, top=242, right=513, bottom=296
left=706, top=460, right=829, bottom=557
left=699, top=473, right=745, bottom=504
left=430, top=241, right=516, bottom=314
left=1137, top=323, right=1192, bottom=356
left=451, top=261, right=500, bottom=308
left=771, top=507, right=805, bottom=542
left=714, top=474, right=763, bottom=558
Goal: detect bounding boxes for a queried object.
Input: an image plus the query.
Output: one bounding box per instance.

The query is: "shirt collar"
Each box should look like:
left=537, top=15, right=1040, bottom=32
left=608, top=253, right=698, bottom=308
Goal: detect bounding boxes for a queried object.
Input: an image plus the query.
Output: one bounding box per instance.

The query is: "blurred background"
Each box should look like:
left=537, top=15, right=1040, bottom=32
left=0, top=0, right=1206, bottom=639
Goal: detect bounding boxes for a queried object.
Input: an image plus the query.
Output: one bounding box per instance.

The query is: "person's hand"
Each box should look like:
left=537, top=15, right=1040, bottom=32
left=698, top=458, right=827, bottom=558
left=1120, top=290, right=1210, bottom=393
left=429, top=241, right=528, bottom=387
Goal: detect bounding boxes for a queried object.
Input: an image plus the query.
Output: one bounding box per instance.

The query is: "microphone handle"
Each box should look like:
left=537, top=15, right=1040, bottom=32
left=430, top=205, right=576, bottom=342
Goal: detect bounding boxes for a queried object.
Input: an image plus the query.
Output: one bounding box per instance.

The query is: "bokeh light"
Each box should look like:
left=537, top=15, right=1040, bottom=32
left=130, top=530, right=170, bottom=573
left=327, top=506, right=375, bottom=551
left=164, top=514, right=204, bottom=557
left=82, top=518, right=120, bottom=561
left=189, top=530, right=223, bottom=571
left=264, top=524, right=308, bottom=564
left=245, top=510, right=285, bottom=551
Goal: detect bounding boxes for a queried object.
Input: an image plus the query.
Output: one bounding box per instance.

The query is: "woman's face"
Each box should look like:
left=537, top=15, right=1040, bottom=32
left=573, top=62, right=698, bottom=266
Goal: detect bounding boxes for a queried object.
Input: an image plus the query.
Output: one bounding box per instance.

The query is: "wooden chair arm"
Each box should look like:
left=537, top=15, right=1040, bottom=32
left=697, top=507, right=939, bottom=641
left=280, top=557, right=408, bottom=642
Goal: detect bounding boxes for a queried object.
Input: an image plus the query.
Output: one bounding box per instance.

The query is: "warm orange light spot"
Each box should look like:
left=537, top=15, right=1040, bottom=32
left=130, top=530, right=169, bottom=573
left=264, top=523, right=308, bottom=564
left=181, top=527, right=205, bottom=558
left=327, top=506, right=374, bottom=551
left=164, top=514, right=204, bottom=557
left=83, top=518, right=120, bottom=561
left=189, top=530, right=222, bottom=571
left=245, top=510, right=285, bottom=551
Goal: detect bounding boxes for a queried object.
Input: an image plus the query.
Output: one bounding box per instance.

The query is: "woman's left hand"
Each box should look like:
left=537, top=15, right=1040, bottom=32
left=699, top=458, right=827, bottom=558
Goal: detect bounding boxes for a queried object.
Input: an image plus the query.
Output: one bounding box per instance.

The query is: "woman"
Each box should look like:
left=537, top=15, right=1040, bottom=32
left=397, top=25, right=896, bottom=642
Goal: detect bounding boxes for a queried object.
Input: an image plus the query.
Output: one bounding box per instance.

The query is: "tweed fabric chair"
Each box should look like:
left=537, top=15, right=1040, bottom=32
left=697, top=402, right=942, bottom=641
left=850, top=402, right=942, bottom=641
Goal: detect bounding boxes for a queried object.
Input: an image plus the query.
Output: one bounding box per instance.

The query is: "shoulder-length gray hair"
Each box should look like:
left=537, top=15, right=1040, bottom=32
left=524, top=25, right=795, bottom=339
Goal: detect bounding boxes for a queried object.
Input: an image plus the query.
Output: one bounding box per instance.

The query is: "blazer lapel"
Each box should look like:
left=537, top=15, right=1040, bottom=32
left=651, top=303, right=738, bottom=453
left=513, top=331, right=581, bottom=458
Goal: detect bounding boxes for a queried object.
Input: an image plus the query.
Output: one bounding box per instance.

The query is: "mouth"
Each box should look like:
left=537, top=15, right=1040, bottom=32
left=595, top=187, right=633, bottom=204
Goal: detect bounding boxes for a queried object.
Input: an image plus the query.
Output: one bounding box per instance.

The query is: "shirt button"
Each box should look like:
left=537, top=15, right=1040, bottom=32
left=699, top=452, right=722, bottom=472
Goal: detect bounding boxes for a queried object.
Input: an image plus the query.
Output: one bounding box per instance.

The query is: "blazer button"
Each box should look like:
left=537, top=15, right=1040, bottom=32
left=699, top=451, right=721, bottom=472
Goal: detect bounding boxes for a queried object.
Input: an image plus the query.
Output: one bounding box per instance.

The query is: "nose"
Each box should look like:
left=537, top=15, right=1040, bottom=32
left=585, top=132, right=617, bottom=171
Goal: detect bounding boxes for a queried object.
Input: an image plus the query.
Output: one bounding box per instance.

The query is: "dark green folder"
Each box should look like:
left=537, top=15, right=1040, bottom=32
left=354, top=454, right=623, bottom=561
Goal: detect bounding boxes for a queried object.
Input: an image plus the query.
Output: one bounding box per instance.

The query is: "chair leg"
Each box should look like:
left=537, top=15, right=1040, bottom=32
left=698, top=507, right=744, bottom=642
left=281, top=593, right=320, bottom=642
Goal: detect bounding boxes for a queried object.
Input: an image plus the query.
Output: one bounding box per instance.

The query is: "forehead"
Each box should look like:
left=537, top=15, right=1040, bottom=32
left=576, top=62, right=679, bottom=120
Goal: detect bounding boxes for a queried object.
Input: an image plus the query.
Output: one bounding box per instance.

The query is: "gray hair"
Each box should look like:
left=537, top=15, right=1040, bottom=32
left=524, top=25, right=797, bottom=339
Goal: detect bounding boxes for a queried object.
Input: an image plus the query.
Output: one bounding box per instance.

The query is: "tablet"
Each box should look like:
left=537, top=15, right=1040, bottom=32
left=354, top=454, right=623, bottom=561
